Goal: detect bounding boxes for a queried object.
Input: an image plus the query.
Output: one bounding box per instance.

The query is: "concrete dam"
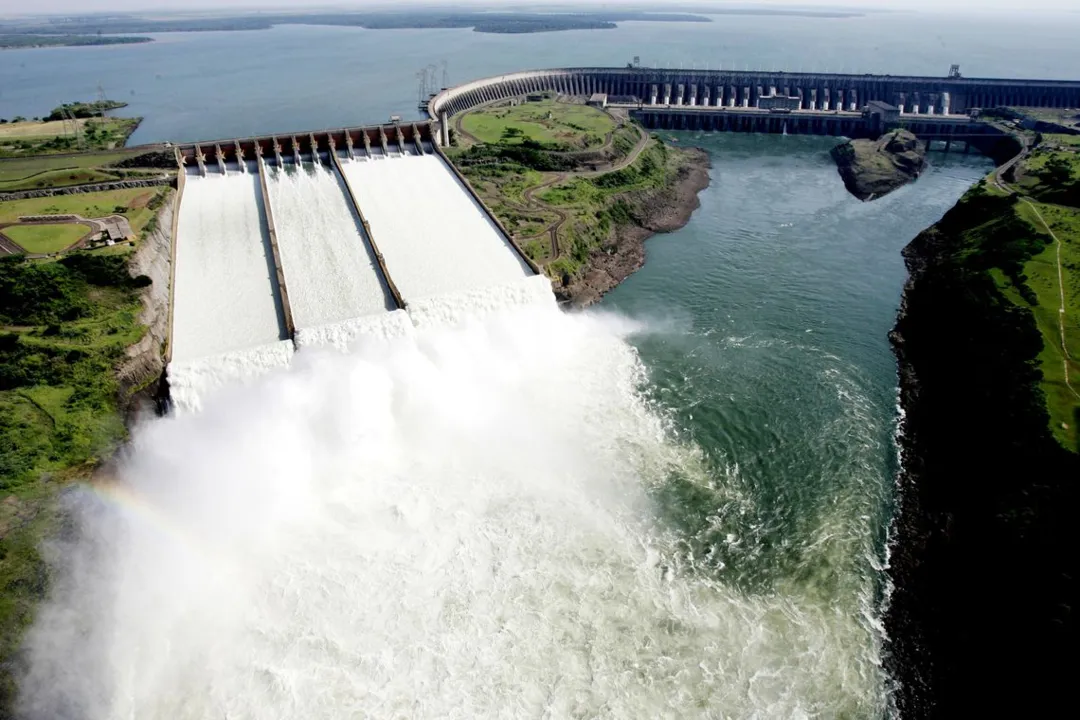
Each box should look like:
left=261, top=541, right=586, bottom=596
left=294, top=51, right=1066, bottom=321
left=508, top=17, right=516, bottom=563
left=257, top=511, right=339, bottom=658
left=427, top=67, right=1080, bottom=147
left=165, top=65, right=1077, bottom=407
left=167, top=124, right=541, bottom=408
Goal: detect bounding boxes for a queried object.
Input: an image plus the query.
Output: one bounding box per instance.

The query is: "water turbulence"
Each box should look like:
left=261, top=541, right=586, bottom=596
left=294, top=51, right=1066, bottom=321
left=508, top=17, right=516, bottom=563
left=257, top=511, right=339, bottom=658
left=18, top=272, right=886, bottom=718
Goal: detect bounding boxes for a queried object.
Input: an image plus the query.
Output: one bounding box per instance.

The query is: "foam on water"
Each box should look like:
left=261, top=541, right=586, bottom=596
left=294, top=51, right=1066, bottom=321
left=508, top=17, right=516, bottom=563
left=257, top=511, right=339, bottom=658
left=266, top=161, right=393, bottom=328
left=166, top=340, right=295, bottom=413
left=294, top=309, right=415, bottom=352
left=19, top=287, right=887, bottom=719
left=172, top=168, right=285, bottom=363
left=406, top=274, right=557, bottom=328
left=340, top=154, right=532, bottom=303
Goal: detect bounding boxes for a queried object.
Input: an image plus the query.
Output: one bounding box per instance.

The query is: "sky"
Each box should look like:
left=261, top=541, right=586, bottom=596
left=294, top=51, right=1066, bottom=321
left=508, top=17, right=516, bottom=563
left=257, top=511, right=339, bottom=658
left=0, top=0, right=1075, bottom=17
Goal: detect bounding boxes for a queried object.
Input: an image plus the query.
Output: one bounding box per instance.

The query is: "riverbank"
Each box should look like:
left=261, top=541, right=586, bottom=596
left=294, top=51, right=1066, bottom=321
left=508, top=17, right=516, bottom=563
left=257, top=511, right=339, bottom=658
left=446, top=99, right=711, bottom=306
left=556, top=146, right=710, bottom=306
left=886, top=133, right=1078, bottom=715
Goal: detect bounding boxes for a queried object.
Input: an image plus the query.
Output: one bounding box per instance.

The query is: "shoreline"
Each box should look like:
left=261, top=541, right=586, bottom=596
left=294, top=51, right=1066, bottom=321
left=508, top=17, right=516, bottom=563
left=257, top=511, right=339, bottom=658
left=556, top=146, right=712, bottom=307
left=884, top=188, right=1077, bottom=716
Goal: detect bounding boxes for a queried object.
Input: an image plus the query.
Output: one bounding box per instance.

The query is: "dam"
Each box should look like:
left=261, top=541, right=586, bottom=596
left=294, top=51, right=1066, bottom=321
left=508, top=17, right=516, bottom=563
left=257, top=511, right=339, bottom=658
left=166, top=123, right=541, bottom=405
left=164, top=65, right=1078, bottom=406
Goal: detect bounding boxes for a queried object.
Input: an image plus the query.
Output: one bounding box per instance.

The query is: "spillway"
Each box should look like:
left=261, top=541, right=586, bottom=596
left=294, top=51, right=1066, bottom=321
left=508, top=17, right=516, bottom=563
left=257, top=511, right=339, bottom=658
left=266, top=161, right=394, bottom=334
left=340, top=153, right=532, bottom=304
left=171, top=166, right=286, bottom=363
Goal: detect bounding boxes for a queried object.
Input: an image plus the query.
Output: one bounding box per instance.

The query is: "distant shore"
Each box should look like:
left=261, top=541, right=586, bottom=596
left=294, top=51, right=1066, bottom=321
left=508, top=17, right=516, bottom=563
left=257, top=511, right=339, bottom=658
left=0, top=35, right=152, bottom=50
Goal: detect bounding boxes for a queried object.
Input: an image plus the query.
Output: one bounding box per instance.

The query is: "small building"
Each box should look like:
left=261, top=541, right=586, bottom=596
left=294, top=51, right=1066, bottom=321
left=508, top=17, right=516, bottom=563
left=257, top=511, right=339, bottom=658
left=865, top=100, right=901, bottom=134
left=866, top=100, right=900, bottom=124
left=587, top=93, right=608, bottom=109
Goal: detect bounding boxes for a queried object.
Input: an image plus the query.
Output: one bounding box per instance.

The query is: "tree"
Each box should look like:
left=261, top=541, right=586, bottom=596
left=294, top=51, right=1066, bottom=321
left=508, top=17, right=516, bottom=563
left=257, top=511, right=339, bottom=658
left=1040, top=156, right=1075, bottom=186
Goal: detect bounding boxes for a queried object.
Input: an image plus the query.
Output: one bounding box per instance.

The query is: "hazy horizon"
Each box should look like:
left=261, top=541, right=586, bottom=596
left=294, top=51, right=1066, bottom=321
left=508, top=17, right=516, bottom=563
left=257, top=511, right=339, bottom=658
left=1, top=0, right=1077, bottom=19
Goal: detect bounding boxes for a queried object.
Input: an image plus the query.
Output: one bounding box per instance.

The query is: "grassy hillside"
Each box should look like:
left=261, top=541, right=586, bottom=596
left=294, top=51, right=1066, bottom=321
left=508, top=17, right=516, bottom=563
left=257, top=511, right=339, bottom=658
left=0, top=251, right=151, bottom=708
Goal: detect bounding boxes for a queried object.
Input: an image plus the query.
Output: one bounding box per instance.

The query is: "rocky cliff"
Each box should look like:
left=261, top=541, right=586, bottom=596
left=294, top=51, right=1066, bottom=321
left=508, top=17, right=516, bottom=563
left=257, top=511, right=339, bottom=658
left=832, top=130, right=926, bottom=201
left=117, top=194, right=173, bottom=418
left=886, top=188, right=1076, bottom=717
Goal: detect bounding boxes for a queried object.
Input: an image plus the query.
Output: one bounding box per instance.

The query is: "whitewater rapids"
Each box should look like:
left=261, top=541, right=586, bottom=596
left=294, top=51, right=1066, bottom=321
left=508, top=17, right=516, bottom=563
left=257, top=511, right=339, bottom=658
left=19, top=292, right=885, bottom=719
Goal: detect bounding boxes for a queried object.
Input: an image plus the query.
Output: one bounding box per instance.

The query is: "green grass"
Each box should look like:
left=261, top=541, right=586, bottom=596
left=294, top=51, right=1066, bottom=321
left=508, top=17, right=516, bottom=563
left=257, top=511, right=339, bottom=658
left=3, top=223, right=89, bottom=254
left=461, top=99, right=615, bottom=149
left=0, top=118, right=140, bottom=159
left=0, top=150, right=139, bottom=186
left=0, top=188, right=164, bottom=235
left=1013, top=201, right=1080, bottom=450
left=0, top=167, right=120, bottom=192
left=0, top=252, right=148, bottom=705
left=1044, top=133, right=1080, bottom=148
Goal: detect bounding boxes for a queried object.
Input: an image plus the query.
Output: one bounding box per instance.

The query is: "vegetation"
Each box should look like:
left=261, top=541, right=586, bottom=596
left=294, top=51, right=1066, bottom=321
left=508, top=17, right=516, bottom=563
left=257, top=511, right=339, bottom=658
left=0, top=148, right=169, bottom=192
left=449, top=98, right=693, bottom=289
left=0, top=116, right=140, bottom=158
left=44, top=101, right=128, bottom=122
left=0, top=188, right=161, bottom=234
left=886, top=137, right=1079, bottom=717
left=461, top=99, right=615, bottom=149
left=0, top=34, right=151, bottom=49
left=0, top=251, right=148, bottom=707
left=3, top=223, right=87, bottom=254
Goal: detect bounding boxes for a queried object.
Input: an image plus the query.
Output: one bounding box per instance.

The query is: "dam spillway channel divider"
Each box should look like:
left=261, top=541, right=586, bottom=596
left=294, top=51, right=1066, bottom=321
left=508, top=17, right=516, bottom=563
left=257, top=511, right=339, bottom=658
left=255, top=155, right=298, bottom=343
left=164, top=146, right=186, bottom=364
left=329, top=150, right=408, bottom=311
left=431, top=143, right=543, bottom=277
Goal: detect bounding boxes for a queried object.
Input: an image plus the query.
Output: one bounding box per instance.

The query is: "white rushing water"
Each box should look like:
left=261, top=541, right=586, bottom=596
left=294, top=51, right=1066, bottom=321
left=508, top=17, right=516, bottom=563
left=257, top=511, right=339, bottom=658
left=267, top=161, right=393, bottom=331
left=341, top=154, right=532, bottom=304
left=19, top=281, right=884, bottom=719
left=171, top=167, right=284, bottom=363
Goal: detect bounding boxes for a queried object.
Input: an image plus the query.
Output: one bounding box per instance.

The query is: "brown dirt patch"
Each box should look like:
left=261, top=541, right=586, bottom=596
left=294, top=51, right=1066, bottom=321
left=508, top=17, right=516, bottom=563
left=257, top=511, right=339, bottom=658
left=127, top=191, right=153, bottom=209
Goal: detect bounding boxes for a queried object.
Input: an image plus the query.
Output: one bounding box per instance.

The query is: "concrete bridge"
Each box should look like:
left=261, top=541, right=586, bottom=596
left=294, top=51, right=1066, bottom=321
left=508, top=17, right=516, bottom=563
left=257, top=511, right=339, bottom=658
left=427, top=67, right=1080, bottom=123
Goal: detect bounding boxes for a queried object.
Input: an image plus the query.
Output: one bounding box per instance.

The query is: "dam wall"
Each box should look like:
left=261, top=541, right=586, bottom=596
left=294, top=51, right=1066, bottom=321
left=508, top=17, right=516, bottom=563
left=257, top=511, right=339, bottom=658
left=428, top=68, right=1080, bottom=120
left=167, top=119, right=538, bottom=403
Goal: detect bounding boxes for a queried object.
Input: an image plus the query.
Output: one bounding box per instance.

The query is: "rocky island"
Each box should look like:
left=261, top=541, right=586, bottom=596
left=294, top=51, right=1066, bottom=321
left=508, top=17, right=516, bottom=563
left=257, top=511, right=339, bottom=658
left=831, top=129, right=927, bottom=201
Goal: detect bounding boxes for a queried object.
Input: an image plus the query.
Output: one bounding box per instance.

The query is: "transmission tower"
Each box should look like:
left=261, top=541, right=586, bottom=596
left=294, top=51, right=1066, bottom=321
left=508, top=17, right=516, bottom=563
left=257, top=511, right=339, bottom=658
left=441, top=60, right=449, bottom=90
left=62, top=107, right=84, bottom=150
left=97, top=83, right=110, bottom=116
left=416, top=69, right=427, bottom=104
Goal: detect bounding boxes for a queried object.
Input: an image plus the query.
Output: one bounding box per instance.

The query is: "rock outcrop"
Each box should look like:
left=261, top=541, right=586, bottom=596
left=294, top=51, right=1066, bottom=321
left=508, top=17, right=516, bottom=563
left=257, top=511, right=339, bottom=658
left=831, top=129, right=926, bottom=201
left=556, top=147, right=711, bottom=306
left=117, top=193, right=173, bottom=418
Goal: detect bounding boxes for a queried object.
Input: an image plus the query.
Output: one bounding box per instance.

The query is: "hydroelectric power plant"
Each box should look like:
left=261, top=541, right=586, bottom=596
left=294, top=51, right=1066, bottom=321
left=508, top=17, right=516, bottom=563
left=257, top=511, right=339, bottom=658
left=13, top=61, right=1078, bottom=718
left=162, top=66, right=1079, bottom=408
